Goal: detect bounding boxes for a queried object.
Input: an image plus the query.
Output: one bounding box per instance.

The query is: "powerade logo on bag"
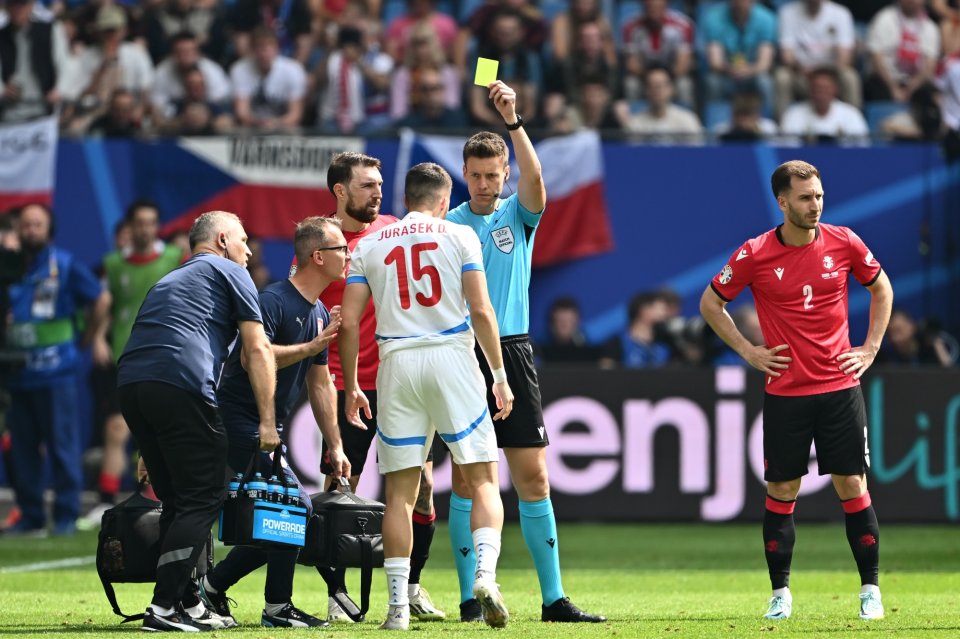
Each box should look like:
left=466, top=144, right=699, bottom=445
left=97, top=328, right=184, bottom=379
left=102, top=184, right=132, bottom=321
left=252, top=502, right=307, bottom=546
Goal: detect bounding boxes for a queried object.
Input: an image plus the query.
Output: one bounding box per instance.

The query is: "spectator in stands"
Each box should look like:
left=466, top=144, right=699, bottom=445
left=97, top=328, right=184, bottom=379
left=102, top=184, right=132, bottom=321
left=88, top=88, right=140, bottom=137
left=246, top=236, right=273, bottom=290
left=538, top=297, right=603, bottom=366
left=67, top=0, right=144, bottom=49
left=468, top=7, right=541, bottom=126
left=151, top=30, right=230, bottom=124
left=453, top=0, right=547, bottom=81
left=930, top=0, right=960, bottom=58
left=395, top=65, right=468, bottom=128
left=780, top=65, right=868, bottom=140
left=315, top=24, right=393, bottom=133
left=625, top=66, right=702, bottom=138
left=938, top=53, right=960, bottom=162
left=702, top=0, right=777, bottom=117
left=230, top=26, right=306, bottom=131
left=865, top=0, right=940, bottom=103
left=714, top=88, right=780, bottom=140
left=389, top=21, right=460, bottom=122
left=547, top=74, right=627, bottom=133
left=550, top=0, right=617, bottom=68
left=228, top=0, right=314, bottom=66
left=601, top=291, right=673, bottom=369
left=384, top=0, right=457, bottom=62
left=711, top=304, right=763, bottom=366
left=61, top=5, right=154, bottom=135
left=161, top=66, right=234, bottom=135
left=880, top=82, right=944, bottom=140
left=621, top=0, right=695, bottom=106
left=143, top=0, right=217, bottom=64
left=774, top=0, right=859, bottom=119
left=0, top=0, right=69, bottom=123
left=878, top=308, right=956, bottom=367
left=544, top=20, right=627, bottom=133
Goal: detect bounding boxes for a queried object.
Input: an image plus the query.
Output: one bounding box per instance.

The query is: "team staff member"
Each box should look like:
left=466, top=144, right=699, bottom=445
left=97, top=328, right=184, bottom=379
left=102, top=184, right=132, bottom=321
left=82, top=200, right=184, bottom=527
left=446, top=81, right=606, bottom=624
left=198, top=217, right=351, bottom=629
left=313, top=152, right=445, bottom=622
left=342, top=162, right=513, bottom=630
left=118, top=211, right=279, bottom=632
left=5, top=203, right=110, bottom=536
left=700, top=160, right=893, bottom=621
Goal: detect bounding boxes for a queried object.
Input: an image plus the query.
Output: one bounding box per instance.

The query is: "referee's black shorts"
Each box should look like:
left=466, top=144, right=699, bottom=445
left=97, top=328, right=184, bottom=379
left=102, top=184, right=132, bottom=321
left=474, top=334, right=548, bottom=448
left=762, top=386, right=869, bottom=482
left=320, top=389, right=434, bottom=477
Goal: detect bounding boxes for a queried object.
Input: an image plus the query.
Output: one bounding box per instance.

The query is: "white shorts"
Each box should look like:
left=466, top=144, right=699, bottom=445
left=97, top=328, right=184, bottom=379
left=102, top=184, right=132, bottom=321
left=375, top=343, right=498, bottom=474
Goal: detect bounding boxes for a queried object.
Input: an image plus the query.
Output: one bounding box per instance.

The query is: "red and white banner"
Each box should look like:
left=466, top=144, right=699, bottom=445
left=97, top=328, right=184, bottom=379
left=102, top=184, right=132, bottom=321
left=0, top=115, right=58, bottom=211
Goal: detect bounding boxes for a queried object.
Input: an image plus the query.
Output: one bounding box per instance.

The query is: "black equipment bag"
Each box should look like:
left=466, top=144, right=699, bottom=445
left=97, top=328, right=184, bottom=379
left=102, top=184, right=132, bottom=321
left=297, top=476, right=384, bottom=620
left=96, top=486, right=212, bottom=622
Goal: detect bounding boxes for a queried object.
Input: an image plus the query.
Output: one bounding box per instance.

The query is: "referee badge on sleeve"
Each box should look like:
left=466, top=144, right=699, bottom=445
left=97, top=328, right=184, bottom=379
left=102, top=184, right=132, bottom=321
left=491, top=227, right=515, bottom=254
left=719, top=264, right=733, bottom=284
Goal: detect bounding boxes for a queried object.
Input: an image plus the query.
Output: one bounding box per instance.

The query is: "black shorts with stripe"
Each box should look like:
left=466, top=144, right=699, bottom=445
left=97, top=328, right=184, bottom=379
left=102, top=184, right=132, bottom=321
left=320, top=389, right=433, bottom=477
left=474, top=334, right=548, bottom=448
left=762, top=386, right=869, bottom=482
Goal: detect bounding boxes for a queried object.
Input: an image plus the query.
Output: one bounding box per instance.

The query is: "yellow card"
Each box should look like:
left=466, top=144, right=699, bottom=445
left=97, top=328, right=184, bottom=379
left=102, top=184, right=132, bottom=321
left=474, top=57, right=499, bottom=87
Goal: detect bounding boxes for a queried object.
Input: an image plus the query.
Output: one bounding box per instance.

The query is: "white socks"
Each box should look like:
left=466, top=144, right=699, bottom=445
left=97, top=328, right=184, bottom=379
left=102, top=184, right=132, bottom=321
left=201, top=575, right=219, bottom=594
left=473, top=527, right=502, bottom=582
left=384, top=557, right=411, bottom=607
left=150, top=604, right=175, bottom=616
left=861, top=584, right=880, bottom=596
left=408, top=583, right=421, bottom=598
left=772, top=587, right=791, bottom=599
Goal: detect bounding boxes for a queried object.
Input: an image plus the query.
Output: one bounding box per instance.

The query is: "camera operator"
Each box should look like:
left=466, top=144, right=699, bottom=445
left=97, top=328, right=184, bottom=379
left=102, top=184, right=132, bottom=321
left=3, top=203, right=110, bottom=536
left=878, top=308, right=957, bottom=367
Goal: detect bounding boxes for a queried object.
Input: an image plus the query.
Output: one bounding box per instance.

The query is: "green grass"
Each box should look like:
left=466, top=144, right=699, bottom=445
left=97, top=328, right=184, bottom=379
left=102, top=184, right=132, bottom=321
left=1, top=523, right=959, bottom=637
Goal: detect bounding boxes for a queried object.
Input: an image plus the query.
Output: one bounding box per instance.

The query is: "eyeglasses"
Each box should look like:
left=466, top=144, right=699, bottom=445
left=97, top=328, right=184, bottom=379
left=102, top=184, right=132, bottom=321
left=315, top=245, right=349, bottom=256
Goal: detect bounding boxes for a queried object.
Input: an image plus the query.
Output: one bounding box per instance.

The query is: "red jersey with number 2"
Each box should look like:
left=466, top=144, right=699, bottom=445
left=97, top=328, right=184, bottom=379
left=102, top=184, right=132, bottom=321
left=318, top=214, right=399, bottom=390
left=710, top=223, right=882, bottom=397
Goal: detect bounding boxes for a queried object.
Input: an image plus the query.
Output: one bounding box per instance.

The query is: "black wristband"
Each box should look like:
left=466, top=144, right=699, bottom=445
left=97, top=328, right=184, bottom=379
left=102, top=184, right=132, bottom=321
left=505, top=114, right=524, bottom=131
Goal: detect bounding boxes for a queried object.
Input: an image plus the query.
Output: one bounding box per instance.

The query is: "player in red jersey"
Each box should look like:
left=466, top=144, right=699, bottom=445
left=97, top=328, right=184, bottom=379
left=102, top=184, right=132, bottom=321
left=306, top=152, right=445, bottom=622
left=700, top=160, right=894, bottom=622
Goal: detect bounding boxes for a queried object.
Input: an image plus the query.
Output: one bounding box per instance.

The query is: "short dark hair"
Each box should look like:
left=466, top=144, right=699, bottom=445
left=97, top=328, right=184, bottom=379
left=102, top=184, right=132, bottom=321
left=169, top=30, right=197, bottom=47
left=627, top=291, right=661, bottom=324
left=326, top=152, right=382, bottom=194
left=294, top=216, right=343, bottom=264
left=549, top=296, right=580, bottom=316
left=808, top=65, right=840, bottom=85
left=404, top=162, right=452, bottom=210
left=124, top=198, right=159, bottom=223
left=770, top=160, right=821, bottom=197
left=462, top=131, right=508, bottom=164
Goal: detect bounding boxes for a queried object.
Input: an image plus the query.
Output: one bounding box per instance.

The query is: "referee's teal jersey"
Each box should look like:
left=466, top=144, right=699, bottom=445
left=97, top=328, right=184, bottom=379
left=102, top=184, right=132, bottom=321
left=447, top=194, right=544, bottom=336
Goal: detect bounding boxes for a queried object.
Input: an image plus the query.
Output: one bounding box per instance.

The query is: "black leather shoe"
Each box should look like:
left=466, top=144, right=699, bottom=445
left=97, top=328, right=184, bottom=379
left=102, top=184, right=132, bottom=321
left=542, top=597, right=607, bottom=623
left=459, top=598, right=483, bottom=622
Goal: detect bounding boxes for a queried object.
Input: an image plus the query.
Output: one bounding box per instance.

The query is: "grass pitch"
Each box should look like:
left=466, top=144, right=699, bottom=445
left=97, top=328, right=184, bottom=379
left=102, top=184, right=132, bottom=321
left=1, top=523, right=958, bottom=638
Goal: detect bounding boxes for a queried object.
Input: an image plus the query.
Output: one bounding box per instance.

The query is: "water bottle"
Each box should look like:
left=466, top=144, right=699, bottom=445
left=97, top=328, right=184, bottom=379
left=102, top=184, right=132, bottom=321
left=247, top=472, right=268, bottom=501
left=227, top=473, right=242, bottom=500
left=284, top=478, right=301, bottom=507
left=266, top=475, right=284, bottom=503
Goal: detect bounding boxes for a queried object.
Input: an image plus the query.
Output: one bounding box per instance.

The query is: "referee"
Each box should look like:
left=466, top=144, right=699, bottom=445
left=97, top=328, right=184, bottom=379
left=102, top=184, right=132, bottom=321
left=117, top=211, right=279, bottom=632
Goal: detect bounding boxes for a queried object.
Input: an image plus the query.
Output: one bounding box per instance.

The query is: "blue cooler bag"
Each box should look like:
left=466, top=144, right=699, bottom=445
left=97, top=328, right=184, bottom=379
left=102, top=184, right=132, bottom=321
left=219, top=445, right=307, bottom=549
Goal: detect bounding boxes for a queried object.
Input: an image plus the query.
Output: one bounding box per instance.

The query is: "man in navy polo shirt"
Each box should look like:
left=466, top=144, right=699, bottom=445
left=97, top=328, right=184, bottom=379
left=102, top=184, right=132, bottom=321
left=118, top=211, right=278, bottom=632
left=198, top=216, right=353, bottom=629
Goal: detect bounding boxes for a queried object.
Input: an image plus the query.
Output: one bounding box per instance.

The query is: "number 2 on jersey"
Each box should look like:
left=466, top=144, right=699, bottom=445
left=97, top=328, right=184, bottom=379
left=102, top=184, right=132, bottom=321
left=385, top=242, right=442, bottom=310
left=802, top=284, right=814, bottom=309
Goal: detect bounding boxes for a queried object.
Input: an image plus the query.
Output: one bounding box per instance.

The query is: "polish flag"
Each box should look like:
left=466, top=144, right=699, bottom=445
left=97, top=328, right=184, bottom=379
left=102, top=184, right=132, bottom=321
left=0, top=115, right=58, bottom=211
left=396, top=129, right=614, bottom=267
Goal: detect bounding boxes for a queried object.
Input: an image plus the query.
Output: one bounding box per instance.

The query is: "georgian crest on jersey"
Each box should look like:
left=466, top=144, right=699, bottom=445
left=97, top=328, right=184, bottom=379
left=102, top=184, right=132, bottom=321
left=823, top=255, right=834, bottom=270
left=491, top=226, right=515, bottom=254
left=719, top=264, right=733, bottom=284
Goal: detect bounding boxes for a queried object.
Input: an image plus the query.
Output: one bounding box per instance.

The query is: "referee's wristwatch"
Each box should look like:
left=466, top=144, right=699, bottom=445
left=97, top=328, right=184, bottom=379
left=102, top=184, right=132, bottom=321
left=505, top=115, right=524, bottom=131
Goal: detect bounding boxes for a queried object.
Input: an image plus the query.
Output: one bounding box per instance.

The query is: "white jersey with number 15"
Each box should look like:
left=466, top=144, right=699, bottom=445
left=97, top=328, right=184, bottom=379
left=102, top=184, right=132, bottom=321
left=346, top=211, right=485, bottom=358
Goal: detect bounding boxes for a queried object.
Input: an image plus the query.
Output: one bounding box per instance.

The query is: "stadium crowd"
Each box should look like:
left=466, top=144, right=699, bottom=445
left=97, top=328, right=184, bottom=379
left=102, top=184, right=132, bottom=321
left=0, top=0, right=959, bottom=144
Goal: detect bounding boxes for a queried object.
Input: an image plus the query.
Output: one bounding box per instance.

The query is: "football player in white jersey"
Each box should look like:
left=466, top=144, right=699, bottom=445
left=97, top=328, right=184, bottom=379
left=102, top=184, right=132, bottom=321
left=340, top=162, right=514, bottom=630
